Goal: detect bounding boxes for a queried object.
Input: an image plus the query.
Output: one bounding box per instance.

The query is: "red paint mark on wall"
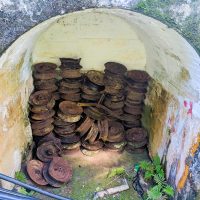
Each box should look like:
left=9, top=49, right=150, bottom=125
left=184, top=100, right=187, bottom=107
left=187, top=102, right=193, bottom=116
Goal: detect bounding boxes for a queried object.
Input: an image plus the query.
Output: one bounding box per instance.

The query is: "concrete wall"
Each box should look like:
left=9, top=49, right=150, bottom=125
left=0, top=9, right=200, bottom=199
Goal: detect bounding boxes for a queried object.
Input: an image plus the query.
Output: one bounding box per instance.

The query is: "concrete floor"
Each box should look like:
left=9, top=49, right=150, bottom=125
left=31, top=149, right=149, bottom=200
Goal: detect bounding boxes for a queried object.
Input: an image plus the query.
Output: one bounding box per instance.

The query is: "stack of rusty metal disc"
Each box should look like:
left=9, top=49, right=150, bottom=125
left=54, top=101, right=83, bottom=154
left=81, top=70, right=104, bottom=103
left=125, top=127, right=148, bottom=153
left=29, top=90, right=55, bottom=137
left=123, top=70, right=150, bottom=152
left=59, top=58, right=82, bottom=102
left=102, top=120, right=127, bottom=153
left=76, top=117, right=104, bottom=155
left=33, top=62, right=59, bottom=101
left=27, top=156, right=72, bottom=187
left=103, top=62, right=127, bottom=119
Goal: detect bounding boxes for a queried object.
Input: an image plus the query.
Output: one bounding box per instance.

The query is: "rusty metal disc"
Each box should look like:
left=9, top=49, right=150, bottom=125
left=32, top=124, right=54, bottom=136
left=29, top=91, right=52, bottom=106
left=30, top=99, right=55, bottom=113
left=81, top=85, right=99, bottom=95
left=43, top=164, right=63, bottom=187
left=33, top=62, right=57, bottom=73
left=84, top=78, right=104, bottom=91
left=126, top=91, right=146, bottom=101
left=86, top=70, right=104, bottom=86
left=54, top=116, right=72, bottom=126
left=126, top=139, right=148, bottom=149
left=27, top=160, right=48, bottom=186
left=125, top=97, right=143, bottom=105
left=126, top=70, right=150, bottom=83
left=59, top=79, right=81, bottom=89
left=44, top=86, right=58, bottom=93
left=59, top=87, right=80, bottom=94
left=107, top=94, right=125, bottom=102
left=104, top=86, right=123, bottom=95
left=60, top=69, right=82, bottom=79
left=35, top=83, right=57, bottom=90
left=104, top=99, right=124, bottom=109
left=31, top=118, right=54, bottom=130
left=109, top=108, right=124, bottom=116
left=48, top=157, right=72, bottom=183
left=37, top=133, right=60, bottom=146
left=84, top=123, right=99, bottom=144
left=61, top=93, right=81, bottom=102
left=81, top=93, right=101, bottom=101
left=33, top=71, right=57, bottom=80
left=125, top=127, right=147, bottom=142
left=126, top=84, right=147, bottom=93
left=31, top=110, right=55, bottom=121
left=34, top=79, right=56, bottom=86
left=126, top=80, right=148, bottom=90
left=57, top=111, right=81, bottom=123
left=81, top=140, right=103, bottom=151
left=54, top=124, right=76, bottom=136
left=121, top=113, right=142, bottom=122
left=84, top=107, right=105, bottom=120
left=57, top=133, right=80, bottom=144
left=98, top=119, right=109, bottom=141
left=104, top=62, right=127, bottom=75
left=124, top=105, right=143, bottom=115
left=36, top=141, right=61, bottom=162
left=60, top=58, right=81, bottom=69
left=62, top=141, right=81, bottom=150
left=123, top=120, right=141, bottom=128
left=109, top=121, right=124, bottom=135
left=104, top=141, right=127, bottom=152
left=59, top=101, right=83, bottom=115
left=104, top=76, right=124, bottom=90
left=76, top=117, right=94, bottom=136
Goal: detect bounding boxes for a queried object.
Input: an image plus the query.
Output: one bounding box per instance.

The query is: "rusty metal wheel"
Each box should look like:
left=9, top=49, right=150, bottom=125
left=81, top=140, right=103, bottom=151
left=54, top=116, right=73, bottom=126
left=60, top=69, right=82, bottom=79
left=31, top=110, right=55, bottom=120
left=33, top=62, right=57, bottom=73
left=57, top=111, right=81, bottom=123
left=29, top=91, right=52, bottom=106
left=62, top=141, right=81, bottom=150
left=98, top=119, right=109, bottom=141
left=27, top=160, right=48, bottom=186
left=33, top=71, right=57, bottom=80
left=81, top=93, right=101, bottom=101
left=86, top=70, right=104, bottom=86
left=31, top=118, right=54, bottom=130
left=48, top=157, right=73, bottom=183
left=59, top=80, right=81, bottom=89
left=123, top=105, right=143, bottom=115
left=32, top=124, right=54, bottom=136
left=30, top=99, right=55, bottom=113
left=84, top=123, right=99, bottom=144
left=81, top=85, right=99, bottom=95
left=126, top=70, right=150, bottom=83
left=126, top=139, right=148, bottom=149
left=123, top=120, right=141, bottom=128
left=36, top=141, right=61, bottom=162
left=125, top=127, right=147, bottom=142
left=76, top=117, right=94, bottom=136
left=43, top=164, right=63, bottom=187
left=104, top=99, right=124, bottom=109
left=121, top=113, right=142, bottom=122
left=83, top=107, right=105, bottom=120
left=60, top=58, right=81, bottom=69
left=59, top=101, right=83, bottom=116
left=59, top=87, right=80, bottom=94
left=60, top=93, right=81, bottom=102
left=104, top=62, right=127, bottom=75
left=56, top=133, right=80, bottom=144
left=54, top=124, right=76, bottom=135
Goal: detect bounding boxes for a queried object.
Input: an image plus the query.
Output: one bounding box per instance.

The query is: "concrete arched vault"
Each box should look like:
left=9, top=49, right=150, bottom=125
left=0, top=9, right=200, bottom=195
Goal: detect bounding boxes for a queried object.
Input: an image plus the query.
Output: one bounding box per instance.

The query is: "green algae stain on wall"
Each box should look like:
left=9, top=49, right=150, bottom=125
left=134, top=0, right=200, bottom=55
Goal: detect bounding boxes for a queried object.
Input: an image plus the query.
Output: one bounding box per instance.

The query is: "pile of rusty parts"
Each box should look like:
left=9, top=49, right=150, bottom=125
left=28, top=59, right=150, bottom=178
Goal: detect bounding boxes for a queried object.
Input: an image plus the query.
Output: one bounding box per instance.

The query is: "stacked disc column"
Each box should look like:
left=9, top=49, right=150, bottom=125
left=29, top=63, right=57, bottom=140
left=124, top=70, right=149, bottom=153
left=102, top=62, right=127, bottom=152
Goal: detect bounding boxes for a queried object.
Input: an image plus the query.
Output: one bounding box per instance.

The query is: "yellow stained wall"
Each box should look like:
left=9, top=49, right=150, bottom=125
left=32, top=12, right=146, bottom=70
